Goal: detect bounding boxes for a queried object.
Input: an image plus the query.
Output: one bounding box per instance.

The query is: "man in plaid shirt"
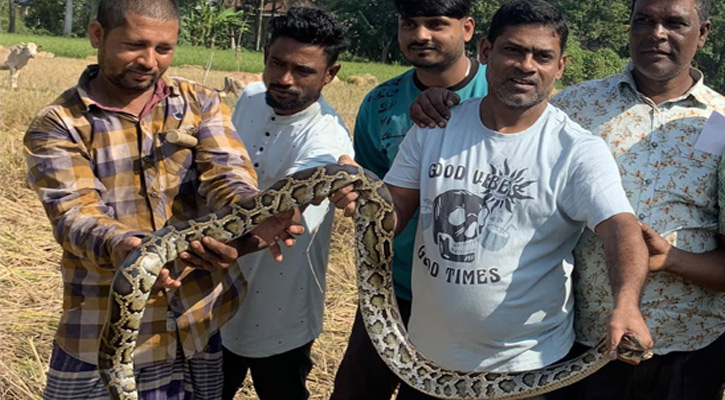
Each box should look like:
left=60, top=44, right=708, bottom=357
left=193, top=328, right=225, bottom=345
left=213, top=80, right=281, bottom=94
left=24, top=0, right=301, bottom=398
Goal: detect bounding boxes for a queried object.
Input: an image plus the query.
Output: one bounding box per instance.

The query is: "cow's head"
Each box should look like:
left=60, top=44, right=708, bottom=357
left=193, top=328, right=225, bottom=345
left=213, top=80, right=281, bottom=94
left=24, top=43, right=39, bottom=58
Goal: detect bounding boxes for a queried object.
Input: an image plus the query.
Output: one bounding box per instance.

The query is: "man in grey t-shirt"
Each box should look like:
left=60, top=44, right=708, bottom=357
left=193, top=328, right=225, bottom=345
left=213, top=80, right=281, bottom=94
left=333, top=1, right=653, bottom=398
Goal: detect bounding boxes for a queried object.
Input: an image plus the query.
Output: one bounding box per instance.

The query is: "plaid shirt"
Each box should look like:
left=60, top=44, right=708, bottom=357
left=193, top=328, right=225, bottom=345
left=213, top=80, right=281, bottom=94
left=24, top=66, right=258, bottom=367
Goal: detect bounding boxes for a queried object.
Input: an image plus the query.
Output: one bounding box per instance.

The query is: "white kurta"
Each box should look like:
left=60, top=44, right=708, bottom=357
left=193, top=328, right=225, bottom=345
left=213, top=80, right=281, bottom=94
left=221, top=82, right=354, bottom=357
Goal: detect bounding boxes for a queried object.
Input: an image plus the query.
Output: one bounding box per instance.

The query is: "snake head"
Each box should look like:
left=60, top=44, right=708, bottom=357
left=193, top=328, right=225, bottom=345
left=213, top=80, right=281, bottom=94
left=617, top=334, right=654, bottom=363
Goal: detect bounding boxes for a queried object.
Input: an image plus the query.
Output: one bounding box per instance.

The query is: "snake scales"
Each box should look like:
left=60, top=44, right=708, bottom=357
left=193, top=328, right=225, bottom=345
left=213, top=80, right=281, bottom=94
left=98, top=164, right=651, bottom=399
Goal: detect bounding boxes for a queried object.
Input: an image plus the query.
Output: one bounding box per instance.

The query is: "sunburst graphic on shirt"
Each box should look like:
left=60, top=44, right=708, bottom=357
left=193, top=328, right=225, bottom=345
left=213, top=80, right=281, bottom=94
left=481, top=159, right=535, bottom=213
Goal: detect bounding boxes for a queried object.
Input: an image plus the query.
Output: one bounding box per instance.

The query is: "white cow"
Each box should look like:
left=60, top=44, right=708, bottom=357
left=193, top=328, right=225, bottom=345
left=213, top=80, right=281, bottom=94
left=0, top=42, right=39, bottom=89
left=219, top=71, right=263, bottom=98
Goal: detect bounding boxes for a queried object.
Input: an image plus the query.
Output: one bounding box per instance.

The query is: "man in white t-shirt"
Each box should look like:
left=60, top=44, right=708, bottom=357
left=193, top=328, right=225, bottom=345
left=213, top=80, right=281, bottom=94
left=220, top=7, right=353, bottom=400
left=333, top=1, right=653, bottom=398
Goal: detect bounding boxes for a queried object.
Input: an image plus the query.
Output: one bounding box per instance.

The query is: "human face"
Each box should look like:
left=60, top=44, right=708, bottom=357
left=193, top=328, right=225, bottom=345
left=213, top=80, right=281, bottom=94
left=263, top=37, right=339, bottom=115
left=398, top=15, right=474, bottom=71
left=630, top=0, right=710, bottom=82
left=480, top=24, right=565, bottom=110
left=89, top=12, right=178, bottom=92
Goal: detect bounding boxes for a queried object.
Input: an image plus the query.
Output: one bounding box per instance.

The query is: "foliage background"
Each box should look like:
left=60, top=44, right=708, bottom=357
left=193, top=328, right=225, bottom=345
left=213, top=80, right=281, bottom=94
left=1, top=0, right=724, bottom=90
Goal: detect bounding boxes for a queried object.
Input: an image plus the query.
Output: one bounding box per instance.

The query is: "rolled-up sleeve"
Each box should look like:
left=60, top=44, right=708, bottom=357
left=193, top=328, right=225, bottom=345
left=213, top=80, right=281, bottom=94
left=24, top=108, right=143, bottom=267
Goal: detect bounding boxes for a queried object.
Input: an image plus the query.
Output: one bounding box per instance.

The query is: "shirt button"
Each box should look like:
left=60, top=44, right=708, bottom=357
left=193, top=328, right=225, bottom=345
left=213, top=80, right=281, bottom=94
left=149, top=190, right=160, bottom=199
left=265, top=132, right=271, bottom=137
left=638, top=213, right=646, bottom=220
left=259, top=147, right=264, bottom=152
left=651, top=142, right=658, bottom=148
left=142, top=155, right=153, bottom=166
left=170, top=298, right=179, bottom=308
left=254, top=163, right=259, bottom=168
left=645, top=179, right=653, bottom=185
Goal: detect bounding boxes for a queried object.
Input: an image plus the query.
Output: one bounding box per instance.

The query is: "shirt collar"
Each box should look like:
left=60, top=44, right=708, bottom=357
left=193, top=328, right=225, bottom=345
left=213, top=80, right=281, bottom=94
left=617, top=61, right=708, bottom=106
left=75, top=65, right=178, bottom=115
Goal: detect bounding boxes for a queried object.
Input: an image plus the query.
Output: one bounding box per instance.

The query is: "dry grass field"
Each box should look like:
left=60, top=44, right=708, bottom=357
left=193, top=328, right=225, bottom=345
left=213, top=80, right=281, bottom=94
left=0, top=56, right=376, bottom=400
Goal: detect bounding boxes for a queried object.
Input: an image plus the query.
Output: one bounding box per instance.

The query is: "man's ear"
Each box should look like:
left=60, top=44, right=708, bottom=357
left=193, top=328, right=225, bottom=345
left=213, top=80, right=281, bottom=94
left=478, top=38, right=492, bottom=65
left=324, top=63, right=341, bottom=85
left=88, top=21, right=104, bottom=49
left=462, top=16, right=475, bottom=43
left=556, top=53, right=568, bottom=81
left=698, top=20, right=711, bottom=49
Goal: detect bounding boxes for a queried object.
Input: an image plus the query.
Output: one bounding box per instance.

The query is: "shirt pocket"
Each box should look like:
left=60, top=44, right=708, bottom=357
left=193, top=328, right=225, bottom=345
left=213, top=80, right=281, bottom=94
left=159, top=127, right=196, bottom=176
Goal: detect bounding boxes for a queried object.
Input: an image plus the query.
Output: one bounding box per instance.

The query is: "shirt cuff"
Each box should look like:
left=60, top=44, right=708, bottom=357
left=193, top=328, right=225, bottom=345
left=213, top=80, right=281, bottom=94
left=104, top=230, right=147, bottom=268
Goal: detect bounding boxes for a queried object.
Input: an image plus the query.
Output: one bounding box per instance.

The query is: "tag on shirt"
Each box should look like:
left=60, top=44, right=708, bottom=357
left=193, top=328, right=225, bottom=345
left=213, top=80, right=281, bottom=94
left=694, top=111, right=725, bottom=156
left=166, top=310, right=177, bottom=332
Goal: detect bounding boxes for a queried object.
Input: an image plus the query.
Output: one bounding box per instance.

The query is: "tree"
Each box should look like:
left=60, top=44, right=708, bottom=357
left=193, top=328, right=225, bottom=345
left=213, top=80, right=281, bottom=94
left=255, top=0, right=263, bottom=51
left=556, top=0, right=630, bottom=54
left=63, top=0, right=73, bottom=37
left=181, top=0, right=249, bottom=49
left=8, top=0, right=15, bottom=33
left=696, top=1, right=725, bottom=93
left=22, top=0, right=94, bottom=37
left=327, top=0, right=399, bottom=63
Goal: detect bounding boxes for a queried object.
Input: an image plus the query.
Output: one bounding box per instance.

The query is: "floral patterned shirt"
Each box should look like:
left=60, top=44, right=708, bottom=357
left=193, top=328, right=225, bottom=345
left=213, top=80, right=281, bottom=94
left=552, top=65, right=725, bottom=354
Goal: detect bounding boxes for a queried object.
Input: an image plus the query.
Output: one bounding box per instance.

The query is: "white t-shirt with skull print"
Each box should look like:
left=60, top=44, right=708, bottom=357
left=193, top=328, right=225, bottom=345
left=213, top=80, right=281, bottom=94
left=384, top=98, right=633, bottom=372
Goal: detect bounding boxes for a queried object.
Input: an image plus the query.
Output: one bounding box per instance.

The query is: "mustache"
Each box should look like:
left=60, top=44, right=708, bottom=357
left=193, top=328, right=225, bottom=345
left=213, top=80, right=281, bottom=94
left=641, top=47, right=670, bottom=54
left=267, top=83, right=298, bottom=95
left=408, top=42, right=437, bottom=51
left=127, top=66, right=156, bottom=75
left=508, top=76, right=537, bottom=85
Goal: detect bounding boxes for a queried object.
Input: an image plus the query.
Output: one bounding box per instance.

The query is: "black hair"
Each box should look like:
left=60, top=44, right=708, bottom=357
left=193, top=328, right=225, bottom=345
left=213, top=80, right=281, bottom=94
left=394, top=0, right=472, bottom=19
left=630, top=0, right=711, bottom=22
left=268, top=7, right=349, bottom=65
left=96, top=0, right=179, bottom=32
left=488, top=0, right=569, bottom=52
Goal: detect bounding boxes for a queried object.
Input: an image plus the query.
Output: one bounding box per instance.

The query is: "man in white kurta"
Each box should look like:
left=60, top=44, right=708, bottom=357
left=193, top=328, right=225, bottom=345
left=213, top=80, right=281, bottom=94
left=219, top=7, right=353, bottom=400
left=221, top=80, right=352, bottom=397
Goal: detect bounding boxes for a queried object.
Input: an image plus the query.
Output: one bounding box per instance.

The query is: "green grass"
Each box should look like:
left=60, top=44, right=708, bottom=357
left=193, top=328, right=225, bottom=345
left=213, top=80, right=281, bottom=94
left=0, top=33, right=410, bottom=81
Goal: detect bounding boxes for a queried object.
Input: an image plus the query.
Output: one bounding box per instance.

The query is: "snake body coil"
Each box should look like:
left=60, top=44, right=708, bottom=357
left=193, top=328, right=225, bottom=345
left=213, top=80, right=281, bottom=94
left=99, top=164, right=650, bottom=399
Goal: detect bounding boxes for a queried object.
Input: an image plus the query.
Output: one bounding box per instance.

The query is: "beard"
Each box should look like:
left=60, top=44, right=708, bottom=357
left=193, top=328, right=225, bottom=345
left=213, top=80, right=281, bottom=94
left=491, top=83, right=549, bottom=109
left=110, top=68, right=160, bottom=92
left=265, top=85, right=320, bottom=112
left=635, top=61, right=688, bottom=82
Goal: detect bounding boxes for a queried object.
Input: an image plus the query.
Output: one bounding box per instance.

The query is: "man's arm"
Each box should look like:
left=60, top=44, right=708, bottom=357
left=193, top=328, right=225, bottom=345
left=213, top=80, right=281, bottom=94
left=24, top=108, right=145, bottom=267
left=331, top=156, right=419, bottom=235
left=563, top=135, right=653, bottom=358
left=595, top=213, right=654, bottom=359
left=194, top=87, right=258, bottom=207
left=183, top=86, right=303, bottom=265
left=641, top=224, right=725, bottom=291
left=388, top=184, right=420, bottom=236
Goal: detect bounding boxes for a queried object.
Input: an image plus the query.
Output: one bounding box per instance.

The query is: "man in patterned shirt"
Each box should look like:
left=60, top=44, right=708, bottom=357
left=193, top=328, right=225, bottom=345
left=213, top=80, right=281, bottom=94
left=552, top=0, right=725, bottom=397
left=24, top=1, right=301, bottom=399
left=409, top=0, right=725, bottom=397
